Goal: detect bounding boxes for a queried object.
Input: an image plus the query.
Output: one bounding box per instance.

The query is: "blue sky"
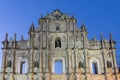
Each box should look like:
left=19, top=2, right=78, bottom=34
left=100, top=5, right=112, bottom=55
left=0, top=0, right=120, bottom=70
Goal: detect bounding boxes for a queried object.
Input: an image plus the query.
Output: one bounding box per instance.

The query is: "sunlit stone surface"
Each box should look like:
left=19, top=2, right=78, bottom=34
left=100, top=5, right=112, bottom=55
left=0, top=9, right=120, bottom=80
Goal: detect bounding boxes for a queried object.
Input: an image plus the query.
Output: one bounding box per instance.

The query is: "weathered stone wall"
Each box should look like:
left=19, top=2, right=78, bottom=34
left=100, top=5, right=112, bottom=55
left=0, top=9, right=119, bottom=80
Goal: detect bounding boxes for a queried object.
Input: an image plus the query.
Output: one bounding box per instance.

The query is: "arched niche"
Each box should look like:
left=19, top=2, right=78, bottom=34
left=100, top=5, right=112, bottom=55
left=55, top=37, right=61, bottom=48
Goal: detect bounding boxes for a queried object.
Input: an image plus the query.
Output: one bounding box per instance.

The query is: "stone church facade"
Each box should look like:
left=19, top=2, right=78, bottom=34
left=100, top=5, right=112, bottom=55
left=0, top=10, right=120, bottom=80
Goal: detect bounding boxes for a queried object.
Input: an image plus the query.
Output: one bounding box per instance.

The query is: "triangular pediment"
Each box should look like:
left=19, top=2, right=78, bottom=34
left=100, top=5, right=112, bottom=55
left=51, top=9, right=63, bottom=19
left=43, top=9, right=72, bottom=19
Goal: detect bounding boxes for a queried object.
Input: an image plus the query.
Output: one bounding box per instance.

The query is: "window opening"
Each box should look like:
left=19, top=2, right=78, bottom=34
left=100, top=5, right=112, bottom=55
left=56, top=26, right=60, bottom=30
left=55, top=61, right=63, bottom=74
left=55, top=37, right=61, bottom=48
left=56, top=23, right=60, bottom=30
left=20, top=62, right=26, bottom=74
left=92, top=62, right=98, bottom=74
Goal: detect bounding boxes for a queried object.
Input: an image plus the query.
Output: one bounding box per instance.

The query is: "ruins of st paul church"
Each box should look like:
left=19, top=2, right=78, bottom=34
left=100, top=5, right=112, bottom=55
left=0, top=10, right=120, bottom=80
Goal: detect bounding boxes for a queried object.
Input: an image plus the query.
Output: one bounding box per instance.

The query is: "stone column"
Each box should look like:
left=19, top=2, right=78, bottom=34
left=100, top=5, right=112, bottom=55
left=40, top=19, right=44, bottom=73
left=75, top=49, right=78, bottom=73
left=100, top=34, right=107, bottom=73
left=43, top=50, right=45, bottom=72
left=84, top=49, right=89, bottom=73
left=72, top=18, right=77, bottom=80
left=27, top=50, right=30, bottom=73
left=111, top=49, right=118, bottom=74
left=29, top=49, right=34, bottom=73
left=102, top=49, right=107, bottom=73
left=45, top=19, right=49, bottom=72
left=13, top=33, right=17, bottom=73
left=39, top=49, right=42, bottom=72
left=66, top=18, right=70, bottom=80
left=29, top=27, right=34, bottom=73
left=82, top=31, right=88, bottom=80
left=13, top=49, right=17, bottom=73
left=68, top=49, right=72, bottom=72
left=1, top=49, right=7, bottom=73
left=111, top=49, right=118, bottom=80
left=112, top=49, right=117, bottom=68
left=1, top=33, right=8, bottom=73
left=100, top=34, right=107, bottom=80
left=38, top=33, right=41, bottom=73
left=102, top=49, right=108, bottom=80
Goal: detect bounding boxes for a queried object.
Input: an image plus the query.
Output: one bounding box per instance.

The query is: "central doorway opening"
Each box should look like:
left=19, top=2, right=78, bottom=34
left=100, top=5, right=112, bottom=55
left=55, top=60, right=63, bottom=74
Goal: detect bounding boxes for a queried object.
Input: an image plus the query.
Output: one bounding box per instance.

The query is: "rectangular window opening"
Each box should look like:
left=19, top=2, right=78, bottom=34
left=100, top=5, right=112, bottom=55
left=92, top=62, right=98, bottom=74
left=55, top=61, right=63, bottom=74
left=20, top=62, right=26, bottom=74
left=56, top=26, right=60, bottom=30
